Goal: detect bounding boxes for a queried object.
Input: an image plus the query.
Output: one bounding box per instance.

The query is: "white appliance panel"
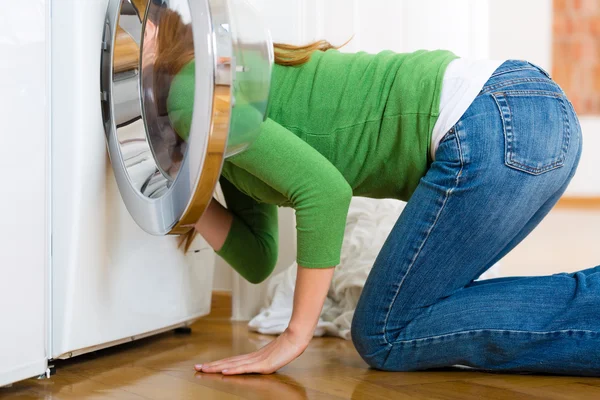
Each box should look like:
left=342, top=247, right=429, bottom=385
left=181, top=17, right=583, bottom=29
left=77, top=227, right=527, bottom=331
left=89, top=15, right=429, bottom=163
left=50, top=0, right=214, bottom=359
left=0, top=0, right=49, bottom=386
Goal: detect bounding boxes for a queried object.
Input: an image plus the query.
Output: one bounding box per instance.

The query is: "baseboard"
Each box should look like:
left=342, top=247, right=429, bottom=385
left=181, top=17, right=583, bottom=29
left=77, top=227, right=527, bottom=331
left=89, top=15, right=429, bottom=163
left=556, top=196, right=600, bottom=209
left=209, top=291, right=232, bottom=318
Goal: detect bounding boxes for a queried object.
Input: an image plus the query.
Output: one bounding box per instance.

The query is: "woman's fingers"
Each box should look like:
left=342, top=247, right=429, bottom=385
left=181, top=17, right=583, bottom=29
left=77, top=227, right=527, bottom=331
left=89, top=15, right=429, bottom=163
left=196, top=340, right=275, bottom=371
left=194, top=333, right=303, bottom=375
left=222, top=360, right=272, bottom=375
left=200, top=350, right=263, bottom=369
left=201, top=354, right=263, bottom=373
left=200, top=352, right=255, bottom=369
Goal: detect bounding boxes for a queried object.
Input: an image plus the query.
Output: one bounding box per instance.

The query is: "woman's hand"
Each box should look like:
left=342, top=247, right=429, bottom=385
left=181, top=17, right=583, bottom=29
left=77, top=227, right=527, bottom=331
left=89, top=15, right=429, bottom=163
left=195, top=266, right=335, bottom=375
left=195, top=328, right=310, bottom=375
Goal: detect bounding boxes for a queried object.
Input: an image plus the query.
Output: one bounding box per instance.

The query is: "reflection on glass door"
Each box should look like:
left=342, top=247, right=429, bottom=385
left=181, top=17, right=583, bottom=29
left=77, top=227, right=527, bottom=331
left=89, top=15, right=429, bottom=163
left=101, top=0, right=273, bottom=235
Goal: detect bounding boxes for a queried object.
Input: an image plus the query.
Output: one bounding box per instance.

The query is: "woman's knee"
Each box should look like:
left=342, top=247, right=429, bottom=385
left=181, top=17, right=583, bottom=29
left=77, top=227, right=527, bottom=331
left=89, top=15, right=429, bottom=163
left=351, top=312, right=428, bottom=371
left=351, top=329, right=429, bottom=372
left=351, top=333, right=389, bottom=370
left=351, top=315, right=394, bottom=370
left=351, top=331, right=420, bottom=371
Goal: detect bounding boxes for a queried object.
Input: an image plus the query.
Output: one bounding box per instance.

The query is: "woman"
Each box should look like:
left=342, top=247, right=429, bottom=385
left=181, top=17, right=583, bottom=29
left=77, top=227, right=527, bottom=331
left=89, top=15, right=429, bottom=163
left=159, top=11, right=591, bottom=376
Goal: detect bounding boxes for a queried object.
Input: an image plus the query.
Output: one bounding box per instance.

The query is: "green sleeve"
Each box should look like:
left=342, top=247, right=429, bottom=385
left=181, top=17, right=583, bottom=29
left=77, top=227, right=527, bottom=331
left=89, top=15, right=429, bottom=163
left=227, top=118, right=353, bottom=268
left=216, top=176, right=279, bottom=284
left=167, top=60, right=195, bottom=141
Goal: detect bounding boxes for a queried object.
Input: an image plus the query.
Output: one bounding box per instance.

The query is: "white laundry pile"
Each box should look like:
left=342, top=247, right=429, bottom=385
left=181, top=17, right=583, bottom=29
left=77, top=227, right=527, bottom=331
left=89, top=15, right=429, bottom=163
left=247, top=197, right=404, bottom=339
left=248, top=197, right=502, bottom=340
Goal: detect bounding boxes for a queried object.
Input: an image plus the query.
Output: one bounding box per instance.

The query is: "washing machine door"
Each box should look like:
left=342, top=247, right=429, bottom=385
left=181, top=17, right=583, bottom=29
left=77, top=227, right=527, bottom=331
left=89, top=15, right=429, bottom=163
left=101, top=0, right=273, bottom=235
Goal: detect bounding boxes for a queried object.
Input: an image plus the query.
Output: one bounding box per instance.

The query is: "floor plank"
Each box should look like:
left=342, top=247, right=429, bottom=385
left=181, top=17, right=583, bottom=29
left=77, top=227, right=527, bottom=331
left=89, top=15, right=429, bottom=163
left=3, top=311, right=600, bottom=399
left=4, top=204, right=600, bottom=399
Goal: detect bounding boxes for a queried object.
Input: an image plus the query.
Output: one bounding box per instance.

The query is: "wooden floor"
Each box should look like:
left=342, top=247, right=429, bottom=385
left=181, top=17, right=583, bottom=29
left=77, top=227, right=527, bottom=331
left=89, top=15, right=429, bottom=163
left=2, top=293, right=600, bottom=400
left=4, top=204, right=600, bottom=400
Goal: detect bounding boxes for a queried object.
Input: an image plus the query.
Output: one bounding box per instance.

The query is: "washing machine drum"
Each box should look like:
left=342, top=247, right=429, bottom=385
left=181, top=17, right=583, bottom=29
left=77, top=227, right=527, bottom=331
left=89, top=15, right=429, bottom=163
left=100, top=0, right=273, bottom=235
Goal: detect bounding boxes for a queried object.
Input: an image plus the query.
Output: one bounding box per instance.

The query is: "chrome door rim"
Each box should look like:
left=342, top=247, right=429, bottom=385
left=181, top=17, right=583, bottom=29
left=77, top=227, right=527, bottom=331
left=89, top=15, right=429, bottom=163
left=101, top=0, right=231, bottom=235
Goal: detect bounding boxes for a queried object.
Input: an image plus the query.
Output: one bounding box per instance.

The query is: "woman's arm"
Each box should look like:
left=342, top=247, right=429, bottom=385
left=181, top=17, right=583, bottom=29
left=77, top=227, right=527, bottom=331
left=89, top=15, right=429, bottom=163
left=194, top=198, right=233, bottom=252
left=225, top=118, right=353, bottom=269
left=195, top=119, right=351, bottom=375
left=193, top=191, right=279, bottom=284
left=197, top=265, right=334, bottom=375
left=206, top=176, right=279, bottom=284
left=287, top=266, right=335, bottom=341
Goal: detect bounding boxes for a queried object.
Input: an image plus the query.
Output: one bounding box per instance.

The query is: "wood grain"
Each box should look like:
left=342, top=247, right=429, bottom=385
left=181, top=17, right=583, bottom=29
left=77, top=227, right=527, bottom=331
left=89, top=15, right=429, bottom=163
left=557, top=196, right=600, bottom=210
left=2, top=292, right=600, bottom=399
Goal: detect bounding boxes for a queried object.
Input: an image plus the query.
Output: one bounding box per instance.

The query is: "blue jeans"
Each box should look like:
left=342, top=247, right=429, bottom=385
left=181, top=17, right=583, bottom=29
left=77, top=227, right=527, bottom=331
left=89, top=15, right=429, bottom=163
left=351, top=60, right=593, bottom=376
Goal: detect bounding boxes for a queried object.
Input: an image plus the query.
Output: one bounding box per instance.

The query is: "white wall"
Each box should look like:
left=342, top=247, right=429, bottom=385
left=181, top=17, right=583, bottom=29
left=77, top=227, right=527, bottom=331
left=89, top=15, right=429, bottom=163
left=489, top=0, right=553, bottom=70
left=0, top=1, right=49, bottom=386
left=569, top=117, right=600, bottom=197
left=252, top=0, right=491, bottom=57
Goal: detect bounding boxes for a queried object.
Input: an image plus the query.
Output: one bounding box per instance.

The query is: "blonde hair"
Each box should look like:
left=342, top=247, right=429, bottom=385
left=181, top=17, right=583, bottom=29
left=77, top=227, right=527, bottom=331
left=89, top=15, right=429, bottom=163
left=135, top=7, right=348, bottom=251
left=273, top=40, right=343, bottom=66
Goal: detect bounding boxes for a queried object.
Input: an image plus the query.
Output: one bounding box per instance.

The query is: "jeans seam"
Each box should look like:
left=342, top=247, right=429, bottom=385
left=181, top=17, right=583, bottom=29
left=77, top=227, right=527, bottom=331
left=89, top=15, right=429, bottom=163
left=493, top=90, right=566, bottom=98
left=560, top=94, right=572, bottom=165
left=482, top=77, right=550, bottom=94
left=390, top=328, right=600, bottom=346
left=438, top=126, right=455, bottom=145
left=490, top=65, right=540, bottom=78
left=381, top=124, right=465, bottom=346
left=525, top=61, right=552, bottom=78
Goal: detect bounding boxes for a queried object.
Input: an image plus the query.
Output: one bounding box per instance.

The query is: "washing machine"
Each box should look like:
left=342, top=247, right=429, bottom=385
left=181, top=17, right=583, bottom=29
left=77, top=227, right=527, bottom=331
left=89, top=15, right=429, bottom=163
left=0, top=0, right=272, bottom=386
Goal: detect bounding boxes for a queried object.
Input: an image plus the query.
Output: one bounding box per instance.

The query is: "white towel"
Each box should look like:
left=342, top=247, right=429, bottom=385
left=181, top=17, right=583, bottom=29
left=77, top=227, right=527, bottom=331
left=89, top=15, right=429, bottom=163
left=248, top=197, right=501, bottom=339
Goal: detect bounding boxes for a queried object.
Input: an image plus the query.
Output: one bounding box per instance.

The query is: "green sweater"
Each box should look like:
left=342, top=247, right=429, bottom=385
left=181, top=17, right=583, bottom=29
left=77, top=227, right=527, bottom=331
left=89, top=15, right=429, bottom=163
left=168, top=49, right=457, bottom=283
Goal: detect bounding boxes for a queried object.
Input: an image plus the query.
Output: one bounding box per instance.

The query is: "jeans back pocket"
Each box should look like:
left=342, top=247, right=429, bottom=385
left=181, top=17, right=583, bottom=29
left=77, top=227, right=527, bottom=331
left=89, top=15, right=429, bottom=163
left=492, top=91, right=571, bottom=176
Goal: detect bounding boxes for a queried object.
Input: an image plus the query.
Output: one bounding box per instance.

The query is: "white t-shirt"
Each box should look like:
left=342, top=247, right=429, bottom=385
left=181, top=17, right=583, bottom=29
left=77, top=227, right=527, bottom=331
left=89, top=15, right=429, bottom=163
left=431, top=58, right=506, bottom=160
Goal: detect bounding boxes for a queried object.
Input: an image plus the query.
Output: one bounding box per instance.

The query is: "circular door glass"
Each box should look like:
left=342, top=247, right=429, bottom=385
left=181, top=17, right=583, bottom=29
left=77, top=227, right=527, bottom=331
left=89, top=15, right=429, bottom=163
left=101, top=0, right=272, bottom=235
left=141, top=0, right=194, bottom=181
left=224, top=0, right=273, bottom=157
left=102, top=0, right=228, bottom=235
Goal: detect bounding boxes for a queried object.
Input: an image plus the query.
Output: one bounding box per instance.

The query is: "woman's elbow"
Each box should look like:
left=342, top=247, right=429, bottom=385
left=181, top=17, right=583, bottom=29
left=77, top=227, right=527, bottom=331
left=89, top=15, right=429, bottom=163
left=339, top=182, right=353, bottom=206
left=245, top=243, right=278, bottom=284
left=326, top=180, right=353, bottom=211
